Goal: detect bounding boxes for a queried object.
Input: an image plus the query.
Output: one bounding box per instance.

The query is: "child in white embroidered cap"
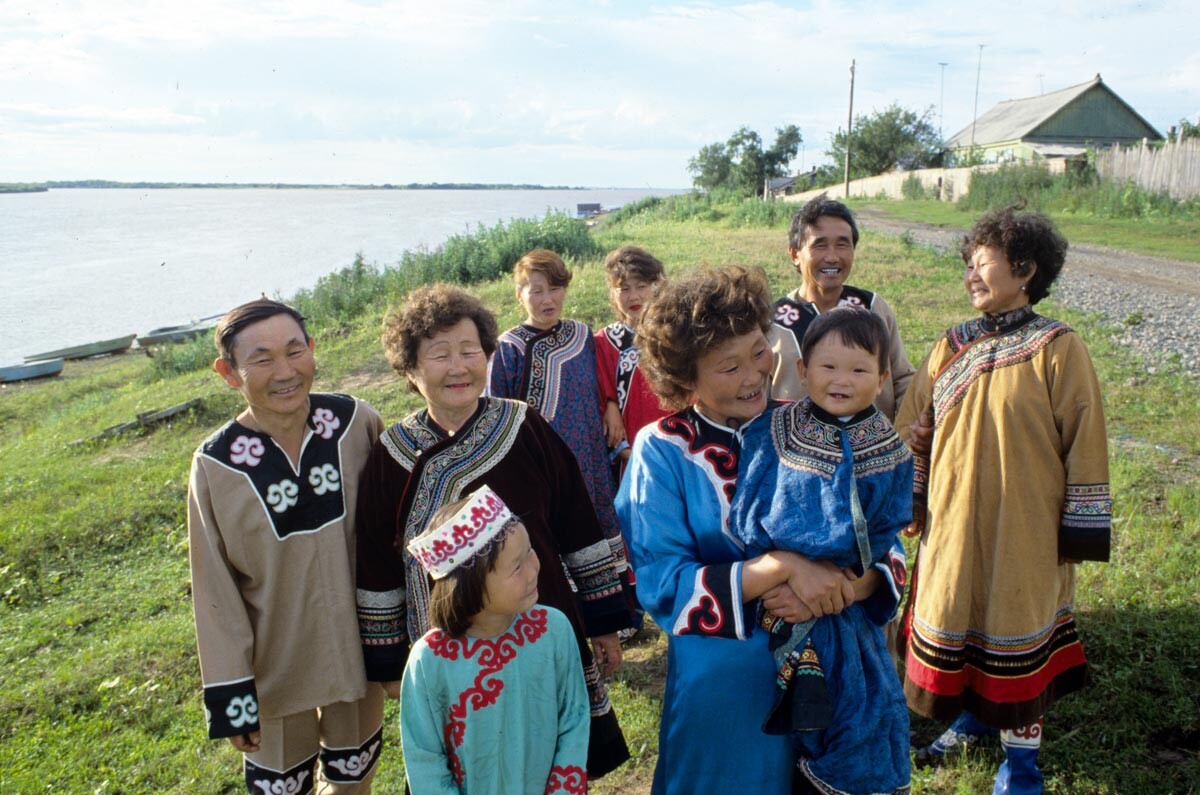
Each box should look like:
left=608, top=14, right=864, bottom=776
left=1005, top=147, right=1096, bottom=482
left=400, top=486, right=591, bottom=795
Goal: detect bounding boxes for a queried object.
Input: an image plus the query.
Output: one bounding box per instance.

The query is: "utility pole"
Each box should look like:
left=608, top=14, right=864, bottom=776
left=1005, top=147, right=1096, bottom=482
left=938, top=62, right=948, bottom=142
left=843, top=59, right=855, bottom=199
left=969, top=44, right=985, bottom=156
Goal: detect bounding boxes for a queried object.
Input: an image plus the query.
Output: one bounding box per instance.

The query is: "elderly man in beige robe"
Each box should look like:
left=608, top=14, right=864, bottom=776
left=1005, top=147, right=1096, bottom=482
left=768, top=194, right=914, bottom=420
left=187, top=298, right=385, bottom=793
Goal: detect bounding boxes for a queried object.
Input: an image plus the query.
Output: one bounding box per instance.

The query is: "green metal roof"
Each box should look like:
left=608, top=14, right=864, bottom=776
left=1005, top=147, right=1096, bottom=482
left=947, top=75, right=1162, bottom=149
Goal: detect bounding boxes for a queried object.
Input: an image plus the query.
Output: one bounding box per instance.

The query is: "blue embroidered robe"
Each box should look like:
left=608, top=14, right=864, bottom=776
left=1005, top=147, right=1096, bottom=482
left=617, top=406, right=905, bottom=795
left=730, top=399, right=912, bottom=795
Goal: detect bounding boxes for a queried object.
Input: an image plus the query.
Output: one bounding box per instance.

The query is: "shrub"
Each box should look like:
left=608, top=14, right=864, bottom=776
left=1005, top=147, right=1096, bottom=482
left=901, top=174, right=929, bottom=200
left=142, top=334, right=215, bottom=381
left=605, top=196, right=664, bottom=224
left=958, top=163, right=1055, bottom=212
left=958, top=163, right=1200, bottom=220
left=399, top=210, right=601, bottom=286
left=292, top=253, right=390, bottom=332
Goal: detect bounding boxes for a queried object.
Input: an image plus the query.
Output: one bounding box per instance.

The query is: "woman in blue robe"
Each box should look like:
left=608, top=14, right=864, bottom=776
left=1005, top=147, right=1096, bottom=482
left=617, top=266, right=903, bottom=795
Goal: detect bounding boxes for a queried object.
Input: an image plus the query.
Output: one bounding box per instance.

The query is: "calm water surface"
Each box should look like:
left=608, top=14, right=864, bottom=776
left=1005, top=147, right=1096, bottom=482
left=0, top=187, right=679, bottom=364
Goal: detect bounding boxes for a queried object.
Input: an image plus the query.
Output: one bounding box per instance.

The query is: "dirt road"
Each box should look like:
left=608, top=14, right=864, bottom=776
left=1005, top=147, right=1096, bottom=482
left=855, top=206, right=1200, bottom=374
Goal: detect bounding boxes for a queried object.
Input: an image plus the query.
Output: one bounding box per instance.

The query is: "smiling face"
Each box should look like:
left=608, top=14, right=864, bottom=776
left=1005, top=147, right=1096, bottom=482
left=800, top=333, right=887, bottom=417
left=611, top=275, right=656, bottom=327
left=479, top=523, right=541, bottom=621
left=792, top=215, right=856, bottom=302
left=688, top=329, right=772, bottom=426
left=217, top=313, right=315, bottom=425
left=964, top=244, right=1034, bottom=315
left=407, top=317, right=488, bottom=426
left=517, top=270, right=566, bottom=330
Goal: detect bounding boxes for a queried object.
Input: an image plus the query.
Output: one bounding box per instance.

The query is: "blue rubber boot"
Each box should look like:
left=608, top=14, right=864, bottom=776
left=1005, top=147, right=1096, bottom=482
left=993, top=723, right=1044, bottom=795
left=916, top=711, right=997, bottom=766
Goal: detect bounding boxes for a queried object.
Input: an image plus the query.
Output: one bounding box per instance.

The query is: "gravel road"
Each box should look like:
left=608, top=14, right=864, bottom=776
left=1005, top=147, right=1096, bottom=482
left=855, top=206, right=1200, bottom=378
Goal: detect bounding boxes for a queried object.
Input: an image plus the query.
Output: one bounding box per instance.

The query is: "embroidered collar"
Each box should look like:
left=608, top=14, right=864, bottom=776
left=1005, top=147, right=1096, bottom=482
left=414, top=399, right=489, bottom=441
left=201, top=393, right=355, bottom=539
left=773, top=397, right=907, bottom=479
left=520, top=319, right=561, bottom=336
left=981, top=305, right=1036, bottom=333
left=808, top=401, right=875, bottom=427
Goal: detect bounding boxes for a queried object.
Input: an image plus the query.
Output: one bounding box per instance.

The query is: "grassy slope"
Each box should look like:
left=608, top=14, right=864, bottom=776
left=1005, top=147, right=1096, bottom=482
left=854, top=198, right=1200, bottom=263
left=2, top=208, right=1198, bottom=793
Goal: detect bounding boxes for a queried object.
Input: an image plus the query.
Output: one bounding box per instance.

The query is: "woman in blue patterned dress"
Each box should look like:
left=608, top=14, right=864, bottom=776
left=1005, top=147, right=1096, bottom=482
left=489, top=249, right=627, bottom=575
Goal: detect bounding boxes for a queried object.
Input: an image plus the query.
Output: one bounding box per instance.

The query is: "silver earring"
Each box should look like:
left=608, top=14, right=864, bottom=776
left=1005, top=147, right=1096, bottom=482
left=1021, top=284, right=1027, bottom=292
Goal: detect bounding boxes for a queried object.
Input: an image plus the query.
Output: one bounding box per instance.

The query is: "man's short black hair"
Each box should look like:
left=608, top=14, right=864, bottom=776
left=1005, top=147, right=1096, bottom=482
left=215, top=299, right=309, bottom=366
left=788, top=193, right=860, bottom=250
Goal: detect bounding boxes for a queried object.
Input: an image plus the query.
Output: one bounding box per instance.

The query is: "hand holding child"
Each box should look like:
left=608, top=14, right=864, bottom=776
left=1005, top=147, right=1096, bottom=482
left=778, top=552, right=857, bottom=617
left=761, top=584, right=815, bottom=623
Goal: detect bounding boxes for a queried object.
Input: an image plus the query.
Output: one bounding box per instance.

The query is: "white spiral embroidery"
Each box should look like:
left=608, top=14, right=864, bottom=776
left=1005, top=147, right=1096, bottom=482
left=225, top=694, right=258, bottom=728
left=308, top=464, right=341, bottom=495
left=775, top=304, right=800, bottom=326
left=252, top=771, right=310, bottom=795
left=326, top=740, right=381, bottom=777
left=312, top=407, right=341, bottom=439
left=230, top=435, right=265, bottom=466
left=266, top=479, right=299, bottom=513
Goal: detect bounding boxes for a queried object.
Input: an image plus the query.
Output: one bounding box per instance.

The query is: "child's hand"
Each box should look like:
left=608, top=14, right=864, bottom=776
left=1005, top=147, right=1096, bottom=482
left=382, top=680, right=401, bottom=700
left=603, top=401, right=626, bottom=449
left=228, top=731, right=261, bottom=753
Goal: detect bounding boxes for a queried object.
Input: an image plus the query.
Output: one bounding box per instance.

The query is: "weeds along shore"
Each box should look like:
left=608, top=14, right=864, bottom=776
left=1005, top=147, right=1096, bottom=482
left=2, top=190, right=1198, bottom=793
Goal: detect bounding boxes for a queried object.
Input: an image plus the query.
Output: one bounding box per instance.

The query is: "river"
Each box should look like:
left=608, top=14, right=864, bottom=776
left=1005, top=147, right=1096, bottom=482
left=0, top=187, right=680, bottom=364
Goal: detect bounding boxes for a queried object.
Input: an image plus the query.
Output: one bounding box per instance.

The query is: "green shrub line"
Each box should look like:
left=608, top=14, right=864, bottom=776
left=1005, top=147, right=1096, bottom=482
left=959, top=162, right=1200, bottom=220
left=288, top=209, right=601, bottom=337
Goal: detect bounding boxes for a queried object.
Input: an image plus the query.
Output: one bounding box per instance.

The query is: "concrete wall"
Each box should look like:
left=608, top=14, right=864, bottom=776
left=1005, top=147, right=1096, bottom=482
left=780, top=160, right=1068, bottom=204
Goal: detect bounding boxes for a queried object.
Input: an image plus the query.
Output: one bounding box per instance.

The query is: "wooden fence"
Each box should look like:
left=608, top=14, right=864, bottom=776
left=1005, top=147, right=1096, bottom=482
left=1094, top=138, right=1200, bottom=201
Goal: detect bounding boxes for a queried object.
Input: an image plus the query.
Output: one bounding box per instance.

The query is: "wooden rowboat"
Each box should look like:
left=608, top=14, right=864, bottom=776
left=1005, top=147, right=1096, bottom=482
left=24, top=333, right=137, bottom=363
left=136, top=316, right=221, bottom=347
left=0, top=358, right=64, bottom=383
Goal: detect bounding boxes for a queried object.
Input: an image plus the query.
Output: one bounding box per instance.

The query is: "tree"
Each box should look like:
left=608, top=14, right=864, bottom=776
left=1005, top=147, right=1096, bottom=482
left=1178, top=117, right=1200, bottom=142
left=825, top=104, right=942, bottom=180
left=687, top=125, right=803, bottom=197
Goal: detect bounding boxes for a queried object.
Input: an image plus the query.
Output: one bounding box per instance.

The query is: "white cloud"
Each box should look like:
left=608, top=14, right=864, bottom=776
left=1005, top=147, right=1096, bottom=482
left=0, top=0, right=1195, bottom=185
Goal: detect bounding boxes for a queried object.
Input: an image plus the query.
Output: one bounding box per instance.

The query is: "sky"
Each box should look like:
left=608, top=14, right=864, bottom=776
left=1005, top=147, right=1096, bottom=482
left=2, top=0, right=1197, bottom=188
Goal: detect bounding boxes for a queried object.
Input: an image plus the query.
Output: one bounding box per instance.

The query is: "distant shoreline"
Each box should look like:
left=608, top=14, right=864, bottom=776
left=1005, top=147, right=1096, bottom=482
left=0, top=180, right=674, bottom=192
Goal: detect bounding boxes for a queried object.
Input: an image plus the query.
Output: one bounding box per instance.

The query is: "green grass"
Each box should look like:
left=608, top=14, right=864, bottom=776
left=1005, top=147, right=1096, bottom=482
left=853, top=197, right=1200, bottom=263
left=3, top=194, right=1198, bottom=793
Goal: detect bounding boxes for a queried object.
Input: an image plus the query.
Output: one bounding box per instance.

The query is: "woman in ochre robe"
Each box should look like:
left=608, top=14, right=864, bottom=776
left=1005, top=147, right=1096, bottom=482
left=897, top=208, right=1112, bottom=795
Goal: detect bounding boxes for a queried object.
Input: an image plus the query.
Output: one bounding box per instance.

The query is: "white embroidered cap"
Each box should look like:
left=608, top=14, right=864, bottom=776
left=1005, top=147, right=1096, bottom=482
left=407, top=485, right=520, bottom=579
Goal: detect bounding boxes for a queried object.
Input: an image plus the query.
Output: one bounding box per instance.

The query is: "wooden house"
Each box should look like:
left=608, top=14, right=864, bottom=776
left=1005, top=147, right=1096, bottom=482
left=946, top=75, right=1162, bottom=165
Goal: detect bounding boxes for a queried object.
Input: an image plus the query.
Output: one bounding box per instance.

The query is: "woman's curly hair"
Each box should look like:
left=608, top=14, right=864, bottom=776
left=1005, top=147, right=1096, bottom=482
left=961, top=206, right=1068, bottom=305
left=636, top=265, right=773, bottom=410
left=381, top=284, right=498, bottom=392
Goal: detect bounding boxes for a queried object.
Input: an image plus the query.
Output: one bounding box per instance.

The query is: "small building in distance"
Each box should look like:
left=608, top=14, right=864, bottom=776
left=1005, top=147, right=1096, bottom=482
left=946, top=75, right=1163, bottom=165
left=576, top=202, right=602, bottom=219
